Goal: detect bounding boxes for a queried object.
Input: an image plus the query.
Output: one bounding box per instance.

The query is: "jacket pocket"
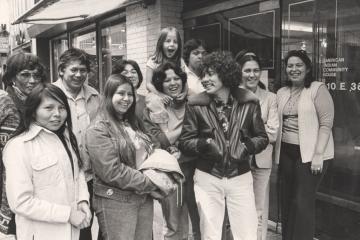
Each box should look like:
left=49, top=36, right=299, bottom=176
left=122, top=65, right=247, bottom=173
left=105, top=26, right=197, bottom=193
left=93, top=182, right=142, bottom=203
left=31, top=155, right=61, bottom=190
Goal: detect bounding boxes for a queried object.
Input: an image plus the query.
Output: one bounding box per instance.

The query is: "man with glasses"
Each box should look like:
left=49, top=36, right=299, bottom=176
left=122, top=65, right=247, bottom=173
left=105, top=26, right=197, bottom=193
left=53, top=48, right=100, bottom=240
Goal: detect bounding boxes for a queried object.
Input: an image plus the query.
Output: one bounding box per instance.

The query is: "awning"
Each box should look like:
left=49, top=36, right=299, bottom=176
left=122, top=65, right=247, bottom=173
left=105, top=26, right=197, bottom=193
left=13, top=0, right=129, bottom=25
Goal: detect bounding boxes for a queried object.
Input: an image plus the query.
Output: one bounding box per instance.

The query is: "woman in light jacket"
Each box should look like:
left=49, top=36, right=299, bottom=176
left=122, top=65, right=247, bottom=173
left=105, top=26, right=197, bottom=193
left=3, top=84, right=91, bottom=240
left=275, top=50, right=334, bottom=240
left=237, top=54, right=279, bottom=240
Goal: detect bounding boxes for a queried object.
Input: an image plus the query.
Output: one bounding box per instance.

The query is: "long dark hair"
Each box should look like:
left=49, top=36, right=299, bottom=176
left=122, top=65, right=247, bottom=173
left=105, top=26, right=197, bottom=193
left=152, top=26, right=182, bottom=66
left=102, top=74, right=141, bottom=131
left=14, top=83, right=82, bottom=166
left=112, top=59, right=143, bottom=89
left=284, top=50, right=314, bottom=88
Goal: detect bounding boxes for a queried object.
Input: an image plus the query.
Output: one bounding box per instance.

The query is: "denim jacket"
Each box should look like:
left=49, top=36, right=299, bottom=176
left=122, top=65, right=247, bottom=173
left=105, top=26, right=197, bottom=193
left=85, top=113, right=156, bottom=199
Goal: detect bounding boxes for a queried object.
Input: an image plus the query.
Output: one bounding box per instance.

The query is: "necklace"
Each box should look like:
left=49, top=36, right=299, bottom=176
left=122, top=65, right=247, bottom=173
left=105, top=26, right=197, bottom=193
left=285, top=87, right=303, bottom=116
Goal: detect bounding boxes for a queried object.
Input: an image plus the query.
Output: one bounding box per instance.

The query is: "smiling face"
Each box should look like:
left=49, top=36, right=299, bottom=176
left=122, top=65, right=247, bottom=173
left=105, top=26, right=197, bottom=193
left=60, top=60, right=88, bottom=94
left=163, top=30, right=179, bottom=59
left=201, top=68, right=224, bottom=95
left=286, top=56, right=309, bottom=86
left=121, top=64, right=140, bottom=89
left=112, top=83, right=134, bottom=120
left=242, top=60, right=261, bottom=92
left=14, top=69, right=42, bottom=95
left=162, top=69, right=183, bottom=98
left=188, top=46, right=206, bottom=71
left=35, top=95, right=67, bottom=131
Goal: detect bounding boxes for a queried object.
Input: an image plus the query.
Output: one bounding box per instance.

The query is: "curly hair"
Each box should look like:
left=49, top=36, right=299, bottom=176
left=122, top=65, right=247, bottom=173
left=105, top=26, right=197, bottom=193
left=200, top=51, right=240, bottom=89
left=284, top=50, right=314, bottom=88
left=152, top=62, right=187, bottom=93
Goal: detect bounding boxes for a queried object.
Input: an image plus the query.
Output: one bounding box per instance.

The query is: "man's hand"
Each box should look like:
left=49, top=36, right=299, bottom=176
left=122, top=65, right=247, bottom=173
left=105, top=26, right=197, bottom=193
left=197, top=138, right=222, bottom=162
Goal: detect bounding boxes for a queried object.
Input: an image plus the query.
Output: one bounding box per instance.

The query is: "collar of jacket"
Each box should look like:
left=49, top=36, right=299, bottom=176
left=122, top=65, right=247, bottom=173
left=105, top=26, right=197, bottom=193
left=187, top=88, right=259, bottom=106
left=23, top=123, right=70, bottom=142
left=53, top=79, right=99, bottom=101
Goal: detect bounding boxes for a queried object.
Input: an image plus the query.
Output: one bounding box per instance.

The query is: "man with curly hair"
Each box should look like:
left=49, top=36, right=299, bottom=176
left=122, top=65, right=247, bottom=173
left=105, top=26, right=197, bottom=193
left=178, top=51, right=268, bottom=240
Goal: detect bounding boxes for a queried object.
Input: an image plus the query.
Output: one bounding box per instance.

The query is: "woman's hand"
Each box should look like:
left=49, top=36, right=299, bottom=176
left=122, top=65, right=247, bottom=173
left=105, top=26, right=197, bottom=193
left=77, top=201, right=92, bottom=229
left=311, top=152, right=324, bottom=175
left=158, top=93, right=173, bottom=106
left=69, top=205, right=86, bottom=228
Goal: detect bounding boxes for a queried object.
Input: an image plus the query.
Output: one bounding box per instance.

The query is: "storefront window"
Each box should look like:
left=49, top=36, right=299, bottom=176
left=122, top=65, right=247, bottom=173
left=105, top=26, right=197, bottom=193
left=183, top=2, right=281, bottom=90
left=71, top=25, right=99, bottom=91
left=51, top=34, right=68, bottom=82
left=100, top=17, right=126, bottom=85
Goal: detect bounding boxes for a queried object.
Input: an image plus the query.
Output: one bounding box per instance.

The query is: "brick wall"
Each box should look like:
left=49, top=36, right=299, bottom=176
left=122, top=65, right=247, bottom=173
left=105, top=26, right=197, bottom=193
left=126, top=0, right=183, bottom=94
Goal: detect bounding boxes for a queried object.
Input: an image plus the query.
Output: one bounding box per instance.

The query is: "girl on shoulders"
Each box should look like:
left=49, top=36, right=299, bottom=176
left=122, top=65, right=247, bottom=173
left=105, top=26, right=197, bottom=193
left=146, top=26, right=187, bottom=105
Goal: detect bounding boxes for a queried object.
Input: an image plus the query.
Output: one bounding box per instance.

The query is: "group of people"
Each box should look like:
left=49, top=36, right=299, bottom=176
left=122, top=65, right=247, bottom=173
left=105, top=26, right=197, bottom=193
left=0, top=25, right=334, bottom=240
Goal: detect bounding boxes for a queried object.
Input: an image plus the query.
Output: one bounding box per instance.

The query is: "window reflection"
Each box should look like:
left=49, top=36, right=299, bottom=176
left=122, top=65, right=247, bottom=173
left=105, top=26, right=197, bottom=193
left=101, top=22, right=126, bottom=84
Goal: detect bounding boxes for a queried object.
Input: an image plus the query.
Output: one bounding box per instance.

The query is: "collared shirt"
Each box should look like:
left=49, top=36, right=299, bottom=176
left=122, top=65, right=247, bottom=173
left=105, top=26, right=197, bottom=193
left=185, top=65, right=205, bottom=95
left=53, top=79, right=100, bottom=181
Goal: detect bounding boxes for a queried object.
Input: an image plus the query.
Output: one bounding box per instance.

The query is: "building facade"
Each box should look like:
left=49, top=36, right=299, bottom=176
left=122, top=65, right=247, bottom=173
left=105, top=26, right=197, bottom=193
left=8, top=0, right=360, bottom=239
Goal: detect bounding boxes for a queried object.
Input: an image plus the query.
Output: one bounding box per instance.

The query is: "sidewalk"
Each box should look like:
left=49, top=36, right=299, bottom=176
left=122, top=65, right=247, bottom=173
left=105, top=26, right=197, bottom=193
left=153, top=200, right=282, bottom=240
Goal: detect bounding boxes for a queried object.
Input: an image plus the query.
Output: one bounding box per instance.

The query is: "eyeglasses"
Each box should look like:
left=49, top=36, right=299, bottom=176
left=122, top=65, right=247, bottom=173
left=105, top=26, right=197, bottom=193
left=17, top=71, right=42, bottom=81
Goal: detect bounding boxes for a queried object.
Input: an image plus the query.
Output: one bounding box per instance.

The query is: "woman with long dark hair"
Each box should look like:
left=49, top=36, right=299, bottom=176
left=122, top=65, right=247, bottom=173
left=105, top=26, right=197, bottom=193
left=3, top=84, right=91, bottom=240
left=85, top=74, right=167, bottom=240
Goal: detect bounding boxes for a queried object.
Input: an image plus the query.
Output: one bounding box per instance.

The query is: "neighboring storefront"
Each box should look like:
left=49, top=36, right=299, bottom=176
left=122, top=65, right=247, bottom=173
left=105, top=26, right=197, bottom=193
left=182, top=1, right=360, bottom=239
left=11, top=0, right=181, bottom=93
left=12, top=0, right=360, bottom=239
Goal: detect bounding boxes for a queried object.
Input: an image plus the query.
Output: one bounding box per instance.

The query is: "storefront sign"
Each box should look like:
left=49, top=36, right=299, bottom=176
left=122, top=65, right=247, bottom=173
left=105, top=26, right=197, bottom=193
left=321, top=57, right=348, bottom=77
left=320, top=57, right=360, bottom=92
left=0, top=37, right=9, bottom=53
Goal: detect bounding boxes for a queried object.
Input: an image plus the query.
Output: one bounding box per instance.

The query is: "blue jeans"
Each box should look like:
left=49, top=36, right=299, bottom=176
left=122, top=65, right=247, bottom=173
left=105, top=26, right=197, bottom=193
left=93, top=187, right=153, bottom=240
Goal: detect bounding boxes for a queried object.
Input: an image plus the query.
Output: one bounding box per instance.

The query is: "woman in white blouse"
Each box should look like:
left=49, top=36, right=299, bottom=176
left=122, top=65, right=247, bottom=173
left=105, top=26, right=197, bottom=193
left=237, top=53, right=279, bottom=240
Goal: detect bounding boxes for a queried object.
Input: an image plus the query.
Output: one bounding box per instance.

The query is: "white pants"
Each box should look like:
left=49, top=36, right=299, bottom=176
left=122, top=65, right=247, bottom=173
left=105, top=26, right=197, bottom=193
left=193, top=170, right=257, bottom=240
left=251, top=168, right=271, bottom=240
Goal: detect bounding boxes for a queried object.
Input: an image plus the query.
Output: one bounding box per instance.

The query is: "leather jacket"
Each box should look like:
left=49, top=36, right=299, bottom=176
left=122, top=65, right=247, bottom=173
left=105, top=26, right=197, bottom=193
left=178, top=88, right=269, bottom=178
